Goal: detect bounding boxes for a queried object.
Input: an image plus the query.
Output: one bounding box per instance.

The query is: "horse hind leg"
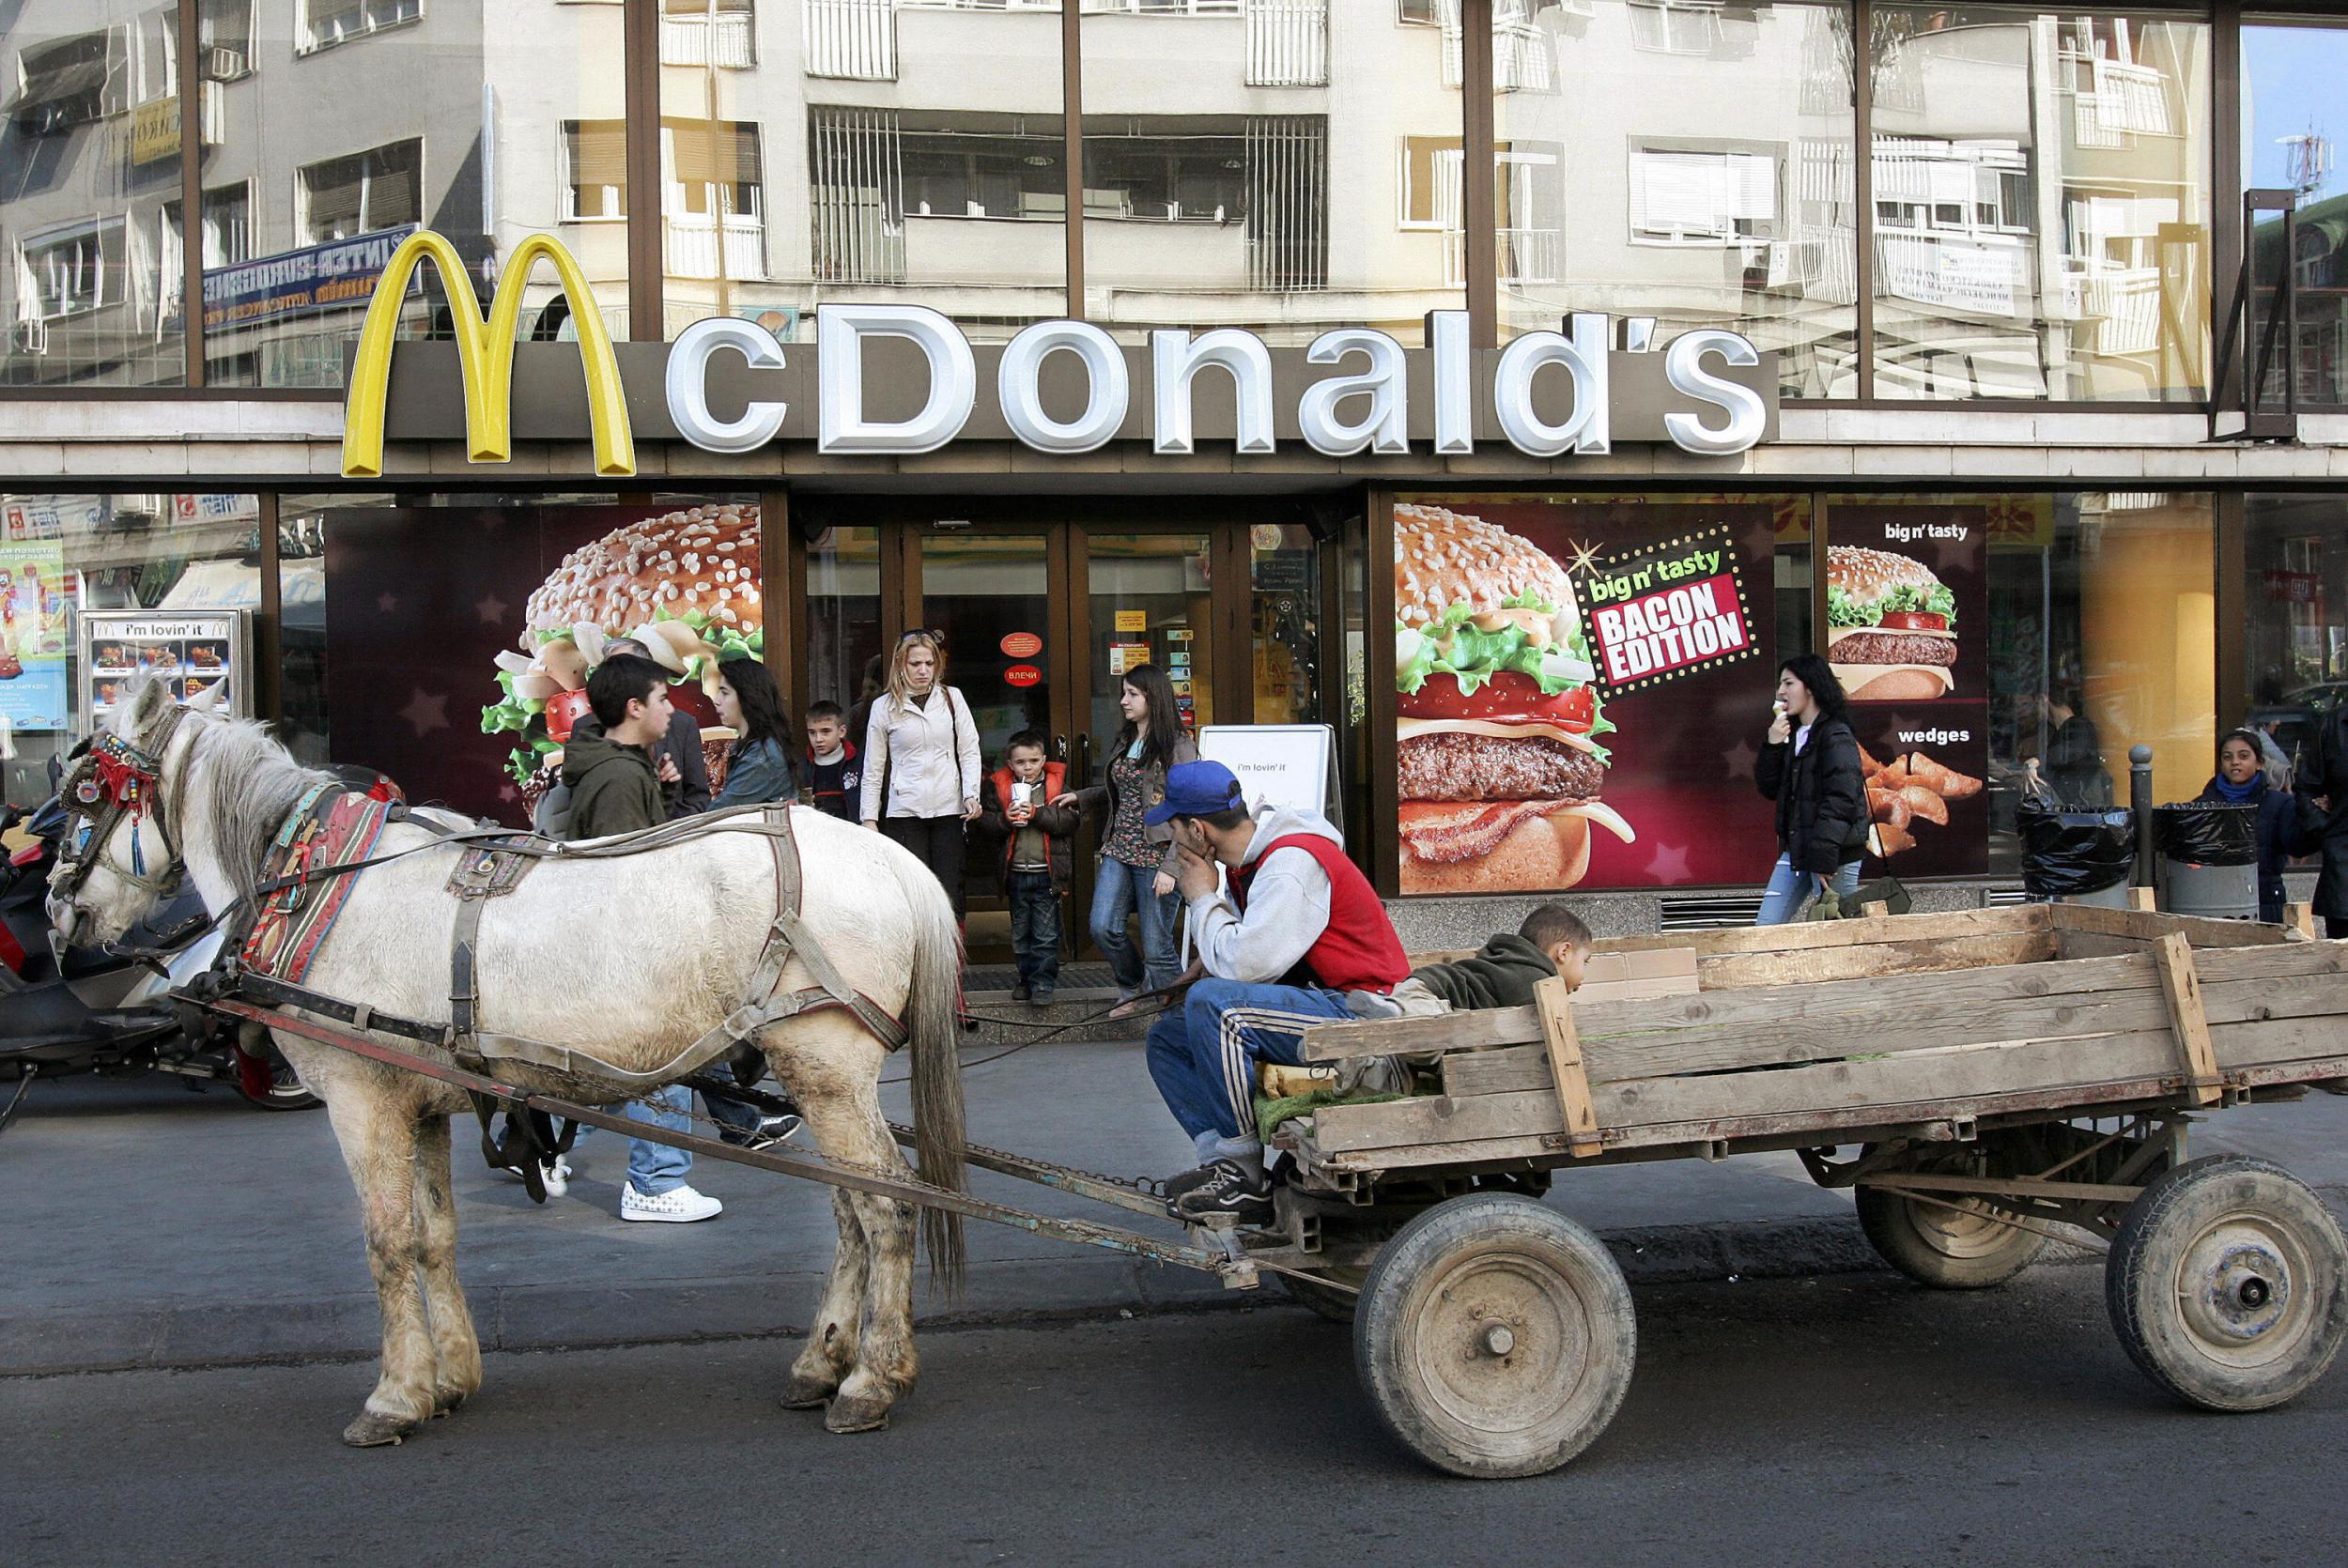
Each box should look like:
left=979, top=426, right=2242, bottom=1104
left=411, top=1114, right=482, bottom=1417
left=324, top=1088, right=440, bottom=1447
left=780, top=1187, right=868, bottom=1410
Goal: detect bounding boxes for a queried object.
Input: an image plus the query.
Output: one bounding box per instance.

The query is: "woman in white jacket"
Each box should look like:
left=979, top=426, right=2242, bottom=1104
left=861, top=630, right=983, bottom=919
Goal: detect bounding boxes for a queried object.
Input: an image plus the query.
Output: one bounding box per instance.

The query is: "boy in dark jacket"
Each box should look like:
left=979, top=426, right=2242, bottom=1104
left=977, top=730, right=1077, bottom=1004
left=564, top=655, right=672, bottom=841
left=799, top=700, right=862, bottom=821
left=1409, top=903, right=1592, bottom=1011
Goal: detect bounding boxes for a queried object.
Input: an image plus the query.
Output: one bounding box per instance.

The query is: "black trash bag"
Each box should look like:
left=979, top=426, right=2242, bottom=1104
left=2018, top=798, right=2136, bottom=897
left=2153, top=802, right=2258, bottom=868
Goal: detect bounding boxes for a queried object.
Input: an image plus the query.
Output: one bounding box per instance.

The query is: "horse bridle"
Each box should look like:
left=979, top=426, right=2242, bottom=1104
left=52, top=706, right=191, bottom=903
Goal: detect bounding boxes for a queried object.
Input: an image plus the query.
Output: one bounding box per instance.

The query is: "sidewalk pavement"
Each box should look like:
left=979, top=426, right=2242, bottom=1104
left=6, top=1029, right=2345, bottom=1376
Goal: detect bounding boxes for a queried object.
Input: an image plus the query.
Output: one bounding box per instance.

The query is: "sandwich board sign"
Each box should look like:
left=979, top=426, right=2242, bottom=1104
left=1197, top=723, right=1340, bottom=829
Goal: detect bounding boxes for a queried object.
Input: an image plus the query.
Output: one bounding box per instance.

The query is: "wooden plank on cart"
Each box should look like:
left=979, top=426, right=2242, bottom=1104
left=2285, top=902, right=2318, bottom=940
left=2128, top=885, right=2158, bottom=912
left=2153, top=930, right=2226, bottom=1106
left=1596, top=905, right=2047, bottom=958
left=1693, top=930, right=2055, bottom=990
left=2050, top=902, right=2297, bottom=950
left=1534, top=975, right=1601, bottom=1158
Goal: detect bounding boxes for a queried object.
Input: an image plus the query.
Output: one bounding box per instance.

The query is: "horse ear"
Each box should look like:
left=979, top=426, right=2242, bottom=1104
left=121, top=671, right=175, bottom=736
left=186, top=677, right=228, bottom=714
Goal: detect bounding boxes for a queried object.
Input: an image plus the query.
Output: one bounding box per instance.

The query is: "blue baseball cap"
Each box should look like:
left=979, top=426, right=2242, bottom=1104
left=1144, top=760, right=1245, bottom=826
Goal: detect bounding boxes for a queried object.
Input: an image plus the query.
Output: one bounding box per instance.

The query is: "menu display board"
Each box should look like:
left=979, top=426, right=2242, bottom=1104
left=1825, top=507, right=1990, bottom=879
left=1393, top=496, right=1779, bottom=895
left=78, top=611, right=250, bottom=733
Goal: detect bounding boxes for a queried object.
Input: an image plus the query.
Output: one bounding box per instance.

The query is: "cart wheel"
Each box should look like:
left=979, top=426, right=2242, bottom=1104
left=1856, top=1182, right=2046, bottom=1289
left=2106, top=1154, right=2348, bottom=1412
left=1278, top=1266, right=1367, bottom=1323
left=1352, top=1193, right=1633, bottom=1479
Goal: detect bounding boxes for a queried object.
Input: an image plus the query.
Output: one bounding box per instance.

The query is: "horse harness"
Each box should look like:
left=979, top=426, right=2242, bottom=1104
left=60, top=727, right=907, bottom=1200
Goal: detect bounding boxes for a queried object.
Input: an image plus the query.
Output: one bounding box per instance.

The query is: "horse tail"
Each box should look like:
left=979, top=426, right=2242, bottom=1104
left=893, top=851, right=967, bottom=1292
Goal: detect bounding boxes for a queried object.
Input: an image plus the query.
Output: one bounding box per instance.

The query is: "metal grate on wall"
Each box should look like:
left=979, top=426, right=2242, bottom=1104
left=810, top=106, right=906, bottom=284
left=1657, top=894, right=1768, bottom=930
left=1245, top=115, right=1327, bottom=293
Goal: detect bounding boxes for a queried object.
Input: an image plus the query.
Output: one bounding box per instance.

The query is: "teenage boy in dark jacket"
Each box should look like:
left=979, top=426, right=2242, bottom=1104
left=564, top=655, right=672, bottom=841
left=1409, top=903, right=1592, bottom=1010
left=976, top=730, right=1077, bottom=1004
left=799, top=700, right=862, bottom=821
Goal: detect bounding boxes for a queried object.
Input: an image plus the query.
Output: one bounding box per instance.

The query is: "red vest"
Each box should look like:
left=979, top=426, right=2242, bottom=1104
left=1231, top=832, right=1412, bottom=994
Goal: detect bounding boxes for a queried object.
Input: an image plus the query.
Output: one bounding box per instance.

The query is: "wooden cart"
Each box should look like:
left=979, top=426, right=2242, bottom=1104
left=1245, top=904, right=2348, bottom=1479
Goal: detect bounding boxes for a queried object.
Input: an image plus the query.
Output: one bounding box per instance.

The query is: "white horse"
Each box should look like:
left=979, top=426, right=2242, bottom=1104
left=49, top=676, right=966, bottom=1445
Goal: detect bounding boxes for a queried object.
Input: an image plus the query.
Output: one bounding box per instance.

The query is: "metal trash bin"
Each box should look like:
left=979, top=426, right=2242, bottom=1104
left=2153, top=803, right=2259, bottom=920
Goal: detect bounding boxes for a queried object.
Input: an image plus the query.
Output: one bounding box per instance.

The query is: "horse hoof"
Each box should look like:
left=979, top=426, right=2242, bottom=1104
left=431, top=1391, right=468, bottom=1419
left=780, top=1374, right=837, bottom=1411
left=824, top=1395, right=892, bottom=1435
left=343, top=1410, right=418, bottom=1448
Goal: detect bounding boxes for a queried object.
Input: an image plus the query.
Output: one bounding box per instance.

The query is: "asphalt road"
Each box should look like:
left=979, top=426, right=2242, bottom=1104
left=11, top=1267, right=2343, bottom=1567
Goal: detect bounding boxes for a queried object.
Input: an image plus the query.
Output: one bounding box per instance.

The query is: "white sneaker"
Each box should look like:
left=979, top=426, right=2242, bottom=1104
left=539, top=1157, right=571, bottom=1197
left=622, top=1183, right=722, bottom=1223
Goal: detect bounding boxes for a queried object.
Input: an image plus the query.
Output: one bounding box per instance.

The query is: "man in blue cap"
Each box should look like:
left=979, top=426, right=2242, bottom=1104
left=1142, top=759, right=1413, bottom=1224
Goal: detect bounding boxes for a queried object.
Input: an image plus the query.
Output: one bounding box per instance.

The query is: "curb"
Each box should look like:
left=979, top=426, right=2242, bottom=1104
left=11, top=1184, right=2341, bottom=1378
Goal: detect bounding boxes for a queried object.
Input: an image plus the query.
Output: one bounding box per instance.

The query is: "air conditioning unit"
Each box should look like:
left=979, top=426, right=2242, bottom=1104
left=200, top=45, right=248, bottom=80
left=11, top=319, right=48, bottom=355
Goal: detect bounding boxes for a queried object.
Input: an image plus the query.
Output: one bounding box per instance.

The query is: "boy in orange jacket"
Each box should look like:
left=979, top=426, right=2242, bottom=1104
left=978, top=730, right=1078, bottom=1004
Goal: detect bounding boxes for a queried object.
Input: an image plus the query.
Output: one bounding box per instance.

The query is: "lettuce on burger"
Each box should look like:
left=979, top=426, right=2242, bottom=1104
left=1394, top=504, right=1634, bottom=895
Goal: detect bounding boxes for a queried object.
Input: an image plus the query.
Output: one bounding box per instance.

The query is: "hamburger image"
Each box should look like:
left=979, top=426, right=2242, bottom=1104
left=480, top=504, right=765, bottom=788
left=1827, top=546, right=1957, bottom=701
left=1393, top=503, right=1634, bottom=894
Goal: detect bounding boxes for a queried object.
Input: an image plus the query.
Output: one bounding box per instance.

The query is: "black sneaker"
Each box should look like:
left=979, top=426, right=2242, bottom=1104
left=1161, top=1161, right=1223, bottom=1208
left=1171, top=1158, right=1274, bottom=1225
left=1030, top=988, right=1053, bottom=1007
left=1010, top=979, right=1032, bottom=1002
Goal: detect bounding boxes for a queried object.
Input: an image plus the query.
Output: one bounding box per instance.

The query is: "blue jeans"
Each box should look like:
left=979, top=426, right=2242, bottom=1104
left=623, top=1083, right=693, bottom=1195
left=1756, top=853, right=1862, bottom=926
left=1007, top=869, right=1061, bottom=990
left=1145, top=977, right=1354, bottom=1145
left=1090, top=855, right=1182, bottom=996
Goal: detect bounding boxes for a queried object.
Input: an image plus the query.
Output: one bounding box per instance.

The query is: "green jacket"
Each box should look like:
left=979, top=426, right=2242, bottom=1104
left=562, top=722, right=664, bottom=841
left=1410, top=932, right=1558, bottom=1011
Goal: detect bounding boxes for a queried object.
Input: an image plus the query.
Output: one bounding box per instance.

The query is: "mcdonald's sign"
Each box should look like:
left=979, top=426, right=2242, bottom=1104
left=340, top=230, right=634, bottom=481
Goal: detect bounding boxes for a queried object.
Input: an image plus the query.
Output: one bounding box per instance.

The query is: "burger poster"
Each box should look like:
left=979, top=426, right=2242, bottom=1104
left=325, top=504, right=759, bottom=821
left=1825, top=507, right=1990, bottom=880
left=1393, top=498, right=1780, bottom=895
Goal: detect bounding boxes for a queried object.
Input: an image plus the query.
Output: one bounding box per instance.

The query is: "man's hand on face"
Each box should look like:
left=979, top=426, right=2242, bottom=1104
left=1174, top=842, right=1218, bottom=902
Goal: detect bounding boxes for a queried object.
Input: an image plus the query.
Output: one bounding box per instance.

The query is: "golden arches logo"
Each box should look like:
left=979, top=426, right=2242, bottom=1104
left=340, top=231, right=635, bottom=480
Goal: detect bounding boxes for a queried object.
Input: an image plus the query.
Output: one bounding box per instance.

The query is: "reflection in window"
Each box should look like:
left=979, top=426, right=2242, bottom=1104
left=1869, top=8, right=2210, bottom=403
left=2244, top=20, right=2348, bottom=408
left=2242, top=496, right=2348, bottom=768
left=663, top=118, right=765, bottom=282
left=300, top=0, right=424, bottom=54
left=563, top=121, right=631, bottom=221
left=298, top=140, right=424, bottom=245
left=1493, top=0, right=1855, bottom=399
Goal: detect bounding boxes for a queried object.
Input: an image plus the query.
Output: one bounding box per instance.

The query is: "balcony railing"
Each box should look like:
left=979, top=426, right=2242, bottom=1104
left=662, top=11, right=756, bottom=69
left=666, top=213, right=768, bottom=281
left=806, top=0, right=894, bottom=81
left=1446, top=226, right=1561, bottom=287
left=2067, top=262, right=2161, bottom=356
left=1245, top=1, right=1325, bottom=87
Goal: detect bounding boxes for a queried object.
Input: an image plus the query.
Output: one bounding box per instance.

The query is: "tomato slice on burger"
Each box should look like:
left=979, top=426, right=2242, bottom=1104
left=1398, top=669, right=1596, bottom=731
left=1875, top=611, right=1949, bottom=633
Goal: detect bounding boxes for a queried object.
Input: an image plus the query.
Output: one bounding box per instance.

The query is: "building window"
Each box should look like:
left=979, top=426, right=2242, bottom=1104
left=136, top=8, right=180, bottom=105
left=663, top=119, right=765, bottom=280
left=1399, top=136, right=1461, bottom=230
left=562, top=120, right=629, bottom=221
left=298, top=140, right=424, bottom=244
left=1630, top=143, right=1782, bottom=246
left=21, top=221, right=128, bottom=319
left=1398, top=0, right=1442, bottom=24
left=8, top=29, right=131, bottom=135
left=1085, top=133, right=1248, bottom=223
left=200, top=0, right=257, bottom=80
left=299, top=0, right=424, bottom=55
left=2244, top=18, right=2348, bottom=408
left=894, top=117, right=1066, bottom=220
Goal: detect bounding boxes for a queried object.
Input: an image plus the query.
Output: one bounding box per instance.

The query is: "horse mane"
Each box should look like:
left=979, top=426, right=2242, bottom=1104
left=186, top=715, right=338, bottom=896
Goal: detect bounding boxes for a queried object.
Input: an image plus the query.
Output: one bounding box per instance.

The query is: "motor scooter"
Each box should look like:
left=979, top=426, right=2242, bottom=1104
left=0, top=762, right=319, bottom=1131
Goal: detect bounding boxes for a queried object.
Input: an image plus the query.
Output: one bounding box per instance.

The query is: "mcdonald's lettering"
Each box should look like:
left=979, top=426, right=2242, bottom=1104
left=340, top=231, right=1778, bottom=476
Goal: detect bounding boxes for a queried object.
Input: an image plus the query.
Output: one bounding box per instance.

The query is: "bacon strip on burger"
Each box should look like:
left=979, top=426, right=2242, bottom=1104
left=1393, top=503, right=1634, bottom=895
left=1827, top=545, right=1958, bottom=701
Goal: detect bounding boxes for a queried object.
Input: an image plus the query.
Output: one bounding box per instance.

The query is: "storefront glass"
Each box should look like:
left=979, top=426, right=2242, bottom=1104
left=2244, top=16, right=2348, bottom=409
left=1085, top=530, right=1213, bottom=746
left=202, top=0, right=632, bottom=386
left=804, top=523, right=883, bottom=721
left=0, top=1, right=189, bottom=387
left=1080, top=0, right=1465, bottom=346
left=1250, top=521, right=1321, bottom=725
left=1877, top=490, right=2217, bottom=874
left=2242, top=492, right=2348, bottom=767
left=1490, top=1, right=1859, bottom=398
left=296, top=495, right=763, bottom=822
left=1867, top=8, right=2211, bottom=403
left=0, top=490, right=260, bottom=803
left=672, top=0, right=1070, bottom=343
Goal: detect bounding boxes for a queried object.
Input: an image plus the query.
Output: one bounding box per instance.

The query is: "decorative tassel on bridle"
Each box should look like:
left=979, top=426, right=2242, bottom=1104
left=62, top=731, right=166, bottom=885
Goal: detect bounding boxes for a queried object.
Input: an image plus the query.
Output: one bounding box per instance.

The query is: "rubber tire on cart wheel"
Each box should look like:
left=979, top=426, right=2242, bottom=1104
left=1856, top=1182, right=2046, bottom=1289
left=1278, top=1267, right=1367, bottom=1324
left=2106, top=1154, right=2348, bottom=1412
left=1352, top=1193, right=1634, bottom=1479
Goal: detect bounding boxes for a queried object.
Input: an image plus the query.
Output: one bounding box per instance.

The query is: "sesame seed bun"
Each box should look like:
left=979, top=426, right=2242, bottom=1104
left=1826, top=545, right=1941, bottom=606
left=521, top=504, right=763, bottom=650
left=1394, top=502, right=1582, bottom=630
